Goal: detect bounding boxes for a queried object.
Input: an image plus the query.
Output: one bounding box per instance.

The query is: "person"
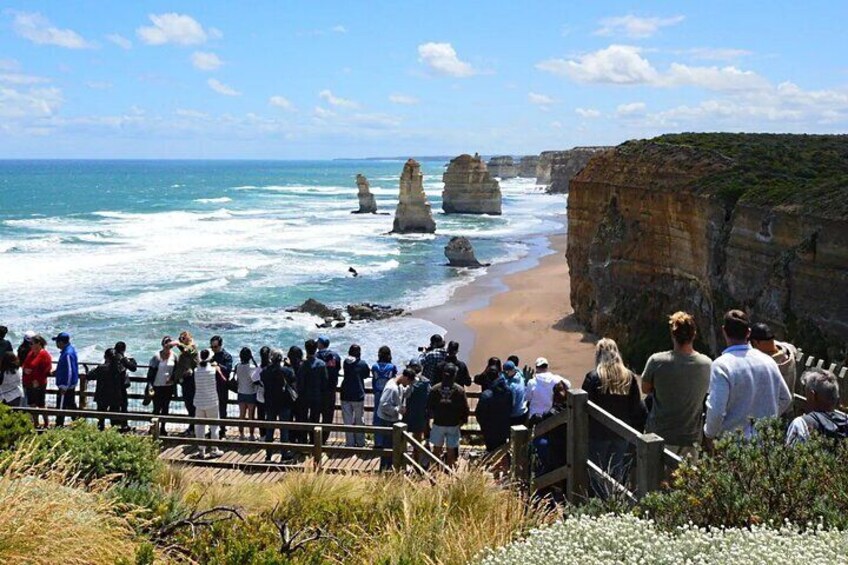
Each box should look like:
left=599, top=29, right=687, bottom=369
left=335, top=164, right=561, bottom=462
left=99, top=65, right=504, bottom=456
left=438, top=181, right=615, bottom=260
left=526, top=357, right=570, bottom=418
left=420, top=334, right=447, bottom=382
left=113, top=341, right=138, bottom=432
left=52, top=332, right=79, bottom=427
left=641, top=312, right=712, bottom=459
left=87, top=348, right=123, bottom=430
left=503, top=361, right=528, bottom=426
left=296, top=339, right=328, bottom=443
left=376, top=367, right=415, bottom=469
left=475, top=366, right=513, bottom=452
left=341, top=344, right=369, bottom=447
left=0, top=352, right=24, bottom=407
left=0, top=326, right=12, bottom=356
left=192, top=349, right=224, bottom=459
left=235, top=347, right=258, bottom=440
left=750, top=322, right=799, bottom=414
left=253, top=346, right=272, bottom=439
left=371, top=345, right=397, bottom=429
left=427, top=364, right=470, bottom=467
left=147, top=336, right=176, bottom=436
left=474, top=357, right=502, bottom=391
left=582, top=338, right=646, bottom=496
left=786, top=368, right=848, bottom=445
left=210, top=335, right=233, bottom=437
left=170, top=331, right=199, bottom=435
left=403, top=358, right=431, bottom=463
left=316, top=336, right=341, bottom=443
left=21, top=334, right=50, bottom=428
left=507, top=355, right=526, bottom=381
left=17, top=330, right=36, bottom=368
left=703, top=310, right=793, bottom=451
left=285, top=345, right=305, bottom=442
left=261, top=348, right=297, bottom=462
left=529, top=380, right=569, bottom=477
left=434, top=341, right=471, bottom=387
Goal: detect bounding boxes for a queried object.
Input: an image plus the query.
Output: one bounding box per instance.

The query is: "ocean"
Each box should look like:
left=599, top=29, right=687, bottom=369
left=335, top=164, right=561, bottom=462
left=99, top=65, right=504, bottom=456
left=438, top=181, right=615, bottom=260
left=0, top=159, right=565, bottom=366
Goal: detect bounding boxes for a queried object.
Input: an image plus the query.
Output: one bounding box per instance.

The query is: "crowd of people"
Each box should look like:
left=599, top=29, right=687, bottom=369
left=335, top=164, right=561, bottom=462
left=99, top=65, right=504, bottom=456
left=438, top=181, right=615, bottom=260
left=1, top=309, right=843, bottom=483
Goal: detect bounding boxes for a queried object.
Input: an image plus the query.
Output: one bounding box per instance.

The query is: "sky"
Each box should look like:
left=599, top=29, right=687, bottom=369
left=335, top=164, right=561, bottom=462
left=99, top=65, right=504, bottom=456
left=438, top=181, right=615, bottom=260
left=0, top=1, right=846, bottom=159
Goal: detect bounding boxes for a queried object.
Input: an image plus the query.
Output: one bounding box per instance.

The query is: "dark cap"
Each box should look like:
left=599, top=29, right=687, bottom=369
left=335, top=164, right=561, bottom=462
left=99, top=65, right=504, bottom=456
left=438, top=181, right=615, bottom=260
left=317, top=335, right=330, bottom=346
left=750, top=322, right=775, bottom=341
left=52, top=331, right=71, bottom=343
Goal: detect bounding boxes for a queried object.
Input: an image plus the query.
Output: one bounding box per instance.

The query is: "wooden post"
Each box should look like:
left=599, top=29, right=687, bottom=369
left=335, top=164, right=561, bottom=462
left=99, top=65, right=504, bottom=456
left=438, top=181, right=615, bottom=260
left=78, top=367, right=88, bottom=409
left=392, top=422, right=408, bottom=472
left=566, top=388, right=589, bottom=503
left=636, top=432, right=664, bottom=498
left=313, top=426, right=323, bottom=471
left=151, top=417, right=160, bottom=442
left=509, top=425, right=531, bottom=490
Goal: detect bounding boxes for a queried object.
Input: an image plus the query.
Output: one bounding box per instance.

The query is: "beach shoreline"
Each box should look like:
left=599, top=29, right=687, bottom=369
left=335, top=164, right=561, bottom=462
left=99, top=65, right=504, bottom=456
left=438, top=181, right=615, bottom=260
left=415, top=220, right=597, bottom=385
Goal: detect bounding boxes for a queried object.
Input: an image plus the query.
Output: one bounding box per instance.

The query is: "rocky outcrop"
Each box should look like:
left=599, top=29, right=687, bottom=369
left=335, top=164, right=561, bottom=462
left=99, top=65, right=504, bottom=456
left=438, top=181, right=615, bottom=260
left=288, top=298, right=344, bottom=321
left=518, top=155, right=539, bottom=178
left=287, top=298, right=405, bottom=326
left=567, top=134, right=848, bottom=367
left=392, top=159, right=436, bottom=233
left=487, top=156, right=517, bottom=179
left=548, top=147, right=611, bottom=193
left=444, top=236, right=484, bottom=267
left=535, top=150, right=563, bottom=185
left=346, top=303, right=405, bottom=321
left=353, top=173, right=377, bottom=214
left=442, top=154, right=502, bottom=215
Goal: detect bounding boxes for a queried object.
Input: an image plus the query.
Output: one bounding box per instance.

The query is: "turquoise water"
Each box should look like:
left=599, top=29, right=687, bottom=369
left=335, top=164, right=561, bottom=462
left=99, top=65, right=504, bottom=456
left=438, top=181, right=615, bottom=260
left=0, top=160, right=564, bottom=364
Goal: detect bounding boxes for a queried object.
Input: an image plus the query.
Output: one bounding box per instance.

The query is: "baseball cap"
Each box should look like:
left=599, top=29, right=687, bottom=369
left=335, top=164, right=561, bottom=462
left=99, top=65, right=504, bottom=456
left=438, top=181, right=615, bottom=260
left=24, top=330, right=36, bottom=341
left=407, top=357, right=422, bottom=367
left=52, top=332, right=71, bottom=342
left=317, top=335, right=330, bottom=346
left=503, top=361, right=517, bottom=371
left=750, top=323, right=775, bottom=341
left=535, top=357, right=549, bottom=367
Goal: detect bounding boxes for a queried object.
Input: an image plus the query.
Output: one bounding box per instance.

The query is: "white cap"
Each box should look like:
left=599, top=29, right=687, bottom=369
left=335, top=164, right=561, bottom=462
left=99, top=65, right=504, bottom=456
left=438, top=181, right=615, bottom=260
left=535, top=357, right=549, bottom=367
left=24, top=330, right=36, bottom=339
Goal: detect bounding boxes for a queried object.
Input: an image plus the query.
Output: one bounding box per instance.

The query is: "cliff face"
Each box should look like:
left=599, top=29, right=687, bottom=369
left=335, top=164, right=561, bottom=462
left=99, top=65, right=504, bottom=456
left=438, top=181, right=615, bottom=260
left=442, top=154, right=502, bottom=215
left=567, top=134, right=848, bottom=367
left=535, top=150, right=562, bottom=185
left=518, top=155, right=539, bottom=178
left=548, top=147, right=611, bottom=193
left=486, top=156, right=517, bottom=179
left=392, top=159, right=436, bottom=233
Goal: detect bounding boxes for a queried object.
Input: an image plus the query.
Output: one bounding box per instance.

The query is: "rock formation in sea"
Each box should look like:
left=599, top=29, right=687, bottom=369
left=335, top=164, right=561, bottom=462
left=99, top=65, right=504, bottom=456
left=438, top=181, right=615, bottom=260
left=517, top=155, right=540, bottom=178
left=567, top=133, right=848, bottom=367
left=444, top=236, right=484, bottom=267
left=353, top=173, right=377, bottom=214
left=442, top=154, right=502, bottom=215
left=535, top=150, right=561, bottom=185
left=487, top=156, right=517, bottom=179
left=547, top=147, right=610, bottom=193
left=391, top=159, right=436, bottom=233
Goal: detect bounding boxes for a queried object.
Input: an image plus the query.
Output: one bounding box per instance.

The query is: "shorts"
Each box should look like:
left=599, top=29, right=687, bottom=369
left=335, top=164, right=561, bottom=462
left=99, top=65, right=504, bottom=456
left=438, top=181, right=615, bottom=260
left=25, top=386, right=45, bottom=407
left=238, top=393, right=257, bottom=404
left=430, top=425, right=460, bottom=449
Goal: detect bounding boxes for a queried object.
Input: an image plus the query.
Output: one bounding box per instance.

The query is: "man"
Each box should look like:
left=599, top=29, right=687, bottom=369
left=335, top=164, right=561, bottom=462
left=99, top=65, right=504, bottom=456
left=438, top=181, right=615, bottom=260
left=475, top=367, right=513, bottom=452
left=786, top=368, right=848, bottom=445
left=750, top=322, right=799, bottom=410
left=503, top=361, right=528, bottom=426
left=340, top=344, right=370, bottom=447
left=296, top=339, right=328, bottom=442
left=315, top=335, right=341, bottom=442
left=402, top=358, right=431, bottom=464
left=703, top=310, right=792, bottom=450
left=87, top=348, right=122, bottom=431
left=261, top=349, right=297, bottom=462
left=642, top=311, right=712, bottom=459
left=525, top=357, right=570, bottom=418
left=210, top=336, right=233, bottom=436
left=377, top=367, right=415, bottom=470
left=0, top=326, right=12, bottom=356
left=52, top=332, right=79, bottom=426
left=420, top=334, right=447, bottom=382
left=434, top=341, right=471, bottom=387
left=113, top=341, right=138, bottom=432
left=427, top=364, right=469, bottom=467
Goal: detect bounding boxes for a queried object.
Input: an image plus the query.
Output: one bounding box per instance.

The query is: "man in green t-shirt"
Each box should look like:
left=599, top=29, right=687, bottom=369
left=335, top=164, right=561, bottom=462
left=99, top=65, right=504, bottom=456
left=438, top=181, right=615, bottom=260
left=641, top=311, right=712, bottom=459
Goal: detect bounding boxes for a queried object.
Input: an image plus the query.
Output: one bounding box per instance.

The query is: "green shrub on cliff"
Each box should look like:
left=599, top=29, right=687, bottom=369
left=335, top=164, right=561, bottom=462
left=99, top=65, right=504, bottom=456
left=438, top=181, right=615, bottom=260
left=0, top=403, right=34, bottom=450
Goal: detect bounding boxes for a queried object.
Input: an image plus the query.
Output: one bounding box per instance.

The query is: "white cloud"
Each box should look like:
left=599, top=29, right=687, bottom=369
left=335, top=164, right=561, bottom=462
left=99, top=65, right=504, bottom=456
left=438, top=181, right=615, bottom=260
left=595, top=14, right=684, bottom=38
left=665, top=63, right=768, bottom=91
left=389, top=94, right=419, bottom=105
left=0, top=85, right=63, bottom=118
left=528, top=92, right=555, bottom=108
left=191, top=51, right=223, bottom=71
left=313, top=106, right=336, bottom=119
left=11, top=11, right=93, bottom=49
left=106, top=33, right=132, bottom=50
left=175, top=108, right=209, bottom=119
left=207, top=78, right=240, bottom=96
left=417, top=42, right=477, bottom=78
left=137, top=13, right=212, bottom=46
left=85, top=81, right=113, bottom=90
left=332, top=25, right=347, bottom=34
left=318, top=89, right=359, bottom=108
left=684, top=48, right=752, bottom=61
left=269, top=95, right=294, bottom=110
left=616, top=102, right=646, bottom=115
left=575, top=108, right=602, bottom=118
left=538, top=45, right=658, bottom=85
left=0, top=72, right=50, bottom=85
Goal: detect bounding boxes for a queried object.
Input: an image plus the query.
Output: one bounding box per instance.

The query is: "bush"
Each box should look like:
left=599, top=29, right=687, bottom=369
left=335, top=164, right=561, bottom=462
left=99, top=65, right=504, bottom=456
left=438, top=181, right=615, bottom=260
left=476, top=513, right=848, bottom=564
left=640, top=419, right=848, bottom=530
left=0, top=403, right=34, bottom=450
left=111, top=481, right=188, bottom=533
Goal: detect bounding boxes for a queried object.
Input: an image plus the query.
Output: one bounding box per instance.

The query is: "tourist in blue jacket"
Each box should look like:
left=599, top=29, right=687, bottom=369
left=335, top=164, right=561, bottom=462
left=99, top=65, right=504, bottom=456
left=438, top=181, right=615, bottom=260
left=296, top=339, right=328, bottom=442
left=316, top=335, right=341, bottom=442
left=503, top=361, right=529, bottom=426
left=52, top=331, right=78, bottom=426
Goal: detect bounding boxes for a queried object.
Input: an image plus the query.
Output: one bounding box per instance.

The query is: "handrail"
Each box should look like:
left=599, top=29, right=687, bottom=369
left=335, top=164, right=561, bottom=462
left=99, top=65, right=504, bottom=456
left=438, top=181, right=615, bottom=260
left=586, top=401, right=642, bottom=444
left=402, top=431, right=455, bottom=476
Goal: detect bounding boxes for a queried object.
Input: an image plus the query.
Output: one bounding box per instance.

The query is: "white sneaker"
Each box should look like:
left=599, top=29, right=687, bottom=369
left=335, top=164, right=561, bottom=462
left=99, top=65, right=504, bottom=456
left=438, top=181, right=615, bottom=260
left=207, top=448, right=223, bottom=459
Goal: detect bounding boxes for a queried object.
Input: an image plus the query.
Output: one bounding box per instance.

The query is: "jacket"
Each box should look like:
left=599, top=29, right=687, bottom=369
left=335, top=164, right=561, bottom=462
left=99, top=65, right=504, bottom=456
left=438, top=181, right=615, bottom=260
left=296, top=356, right=328, bottom=407
left=172, top=343, right=198, bottom=384
left=316, top=348, right=341, bottom=398
left=582, top=369, right=647, bottom=441
left=427, top=383, right=470, bottom=427
left=341, top=357, right=369, bottom=402
left=475, top=375, right=513, bottom=450
left=213, top=349, right=234, bottom=380
left=22, top=349, right=51, bottom=388
left=55, top=344, right=79, bottom=389
left=261, top=363, right=297, bottom=409
left=88, top=362, right=123, bottom=405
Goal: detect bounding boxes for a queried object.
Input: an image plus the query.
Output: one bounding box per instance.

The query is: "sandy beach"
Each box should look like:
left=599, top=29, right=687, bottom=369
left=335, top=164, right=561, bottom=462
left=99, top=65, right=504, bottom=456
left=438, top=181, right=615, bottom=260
left=418, top=225, right=597, bottom=387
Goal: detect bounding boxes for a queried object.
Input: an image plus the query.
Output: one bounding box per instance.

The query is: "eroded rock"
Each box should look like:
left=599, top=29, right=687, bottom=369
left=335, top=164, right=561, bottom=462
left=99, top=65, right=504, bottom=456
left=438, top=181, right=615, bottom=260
left=487, top=156, right=517, bottom=179
left=445, top=236, right=483, bottom=267
left=442, top=153, right=502, bottom=215
left=391, top=159, right=436, bottom=233
left=353, top=173, right=377, bottom=214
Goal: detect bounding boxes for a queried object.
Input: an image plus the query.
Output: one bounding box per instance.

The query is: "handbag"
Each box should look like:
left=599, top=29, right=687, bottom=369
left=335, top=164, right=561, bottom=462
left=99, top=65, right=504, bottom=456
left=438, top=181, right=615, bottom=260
left=226, top=376, right=239, bottom=393
left=284, top=382, right=298, bottom=404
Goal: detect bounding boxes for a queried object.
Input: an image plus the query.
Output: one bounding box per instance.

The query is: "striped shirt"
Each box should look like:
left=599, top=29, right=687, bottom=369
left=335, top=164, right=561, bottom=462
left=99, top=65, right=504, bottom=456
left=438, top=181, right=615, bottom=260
left=193, top=364, right=219, bottom=410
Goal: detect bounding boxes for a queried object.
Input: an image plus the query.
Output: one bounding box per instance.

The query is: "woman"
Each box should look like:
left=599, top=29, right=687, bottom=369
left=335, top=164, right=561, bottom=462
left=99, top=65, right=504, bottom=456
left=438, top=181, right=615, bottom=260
left=235, top=347, right=258, bottom=440
left=21, top=334, right=50, bottom=428
left=0, top=352, right=24, bottom=407
left=147, top=336, right=176, bottom=436
left=261, top=349, right=297, bottom=462
left=192, top=349, right=224, bottom=459
left=474, top=357, right=502, bottom=391
left=341, top=344, right=369, bottom=447
left=371, top=345, right=397, bottom=427
left=252, top=346, right=271, bottom=438
left=88, top=348, right=122, bottom=430
left=581, top=338, right=646, bottom=497
left=170, top=331, right=199, bottom=435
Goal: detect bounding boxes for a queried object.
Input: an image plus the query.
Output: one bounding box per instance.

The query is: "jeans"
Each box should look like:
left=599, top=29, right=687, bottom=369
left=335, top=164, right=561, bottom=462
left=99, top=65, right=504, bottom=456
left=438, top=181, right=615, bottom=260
left=55, top=388, right=77, bottom=426
left=305, top=402, right=321, bottom=443
left=341, top=400, right=365, bottom=447
left=181, top=377, right=195, bottom=417
left=373, top=413, right=395, bottom=470
left=194, top=405, right=219, bottom=455
left=96, top=400, right=122, bottom=431
left=588, top=437, right=632, bottom=498
left=152, top=385, right=174, bottom=434
left=216, top=378, right=230, bottom=435
left=265, top=404, right=292, bottom=459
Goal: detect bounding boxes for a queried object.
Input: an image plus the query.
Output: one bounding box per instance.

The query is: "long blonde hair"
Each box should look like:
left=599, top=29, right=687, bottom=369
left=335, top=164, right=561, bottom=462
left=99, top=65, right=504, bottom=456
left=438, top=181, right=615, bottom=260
left=594, top=338, right=631, bottom=395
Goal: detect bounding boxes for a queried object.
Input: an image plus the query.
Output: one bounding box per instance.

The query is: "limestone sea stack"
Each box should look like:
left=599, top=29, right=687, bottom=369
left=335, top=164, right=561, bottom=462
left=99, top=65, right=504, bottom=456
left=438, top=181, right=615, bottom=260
left=548, top=147, right=611, bottom=193
left=353, top=173, right=377, bottom=214
left=444, top=236, right=483, bottom=267
left=487, top=156, right=517, bottom=179
left=391, top=159, right=436, bottom=234
left=518, top=155, right=539, bottom=178
left=442, top=154, right=502, bottom=215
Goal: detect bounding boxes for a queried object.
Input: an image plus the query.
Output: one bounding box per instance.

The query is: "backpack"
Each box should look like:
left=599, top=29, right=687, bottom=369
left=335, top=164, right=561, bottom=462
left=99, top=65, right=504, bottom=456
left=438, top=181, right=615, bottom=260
left=803, top=411, right=848, bottom=441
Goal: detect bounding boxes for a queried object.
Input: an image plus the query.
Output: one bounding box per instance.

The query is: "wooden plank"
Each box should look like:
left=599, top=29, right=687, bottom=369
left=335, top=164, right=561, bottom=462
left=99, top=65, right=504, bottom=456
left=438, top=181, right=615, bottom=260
left=509, top=425, right=531, bottom=489
left=533, top=465, right=569, bottom=492
left=586, top=402, right=641, bottom=444
left=566, top=389, right=589, bottom=503
left=636, top=433, right=664, bottom=499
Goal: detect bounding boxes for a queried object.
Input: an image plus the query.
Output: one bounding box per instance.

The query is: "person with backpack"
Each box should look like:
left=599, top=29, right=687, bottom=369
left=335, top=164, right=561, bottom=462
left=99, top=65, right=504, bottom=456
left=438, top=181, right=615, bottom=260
left=787, top=368, right=848, bottom=445
left=402, top=358, right=431, bottom=463
left=427, top=363, right=470, bottom=467
left=296, top=339, right=328, bottom=443
left=316, top=336, right=341, bottom=443
left=475, top=366, right=513, bottom=452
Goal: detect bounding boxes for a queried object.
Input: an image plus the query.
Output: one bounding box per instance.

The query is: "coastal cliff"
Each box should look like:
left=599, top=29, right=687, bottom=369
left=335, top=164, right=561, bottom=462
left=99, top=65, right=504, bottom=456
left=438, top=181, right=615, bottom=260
left=548, top=147, right=611, bottom=193
left=518, top=155, right=539, bottom=178
left=487, top=156, right=517, bottom=179
left=442, top=154, right=502, bottom=215
left=392, top=159, right=436, bottom=233
left=567, top=133, right=848, bottom=367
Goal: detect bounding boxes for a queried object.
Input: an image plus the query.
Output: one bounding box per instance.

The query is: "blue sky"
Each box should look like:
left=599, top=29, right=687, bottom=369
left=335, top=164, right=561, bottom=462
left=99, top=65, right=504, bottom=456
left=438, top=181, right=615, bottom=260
left=1, top=1, right=846, bottom=158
